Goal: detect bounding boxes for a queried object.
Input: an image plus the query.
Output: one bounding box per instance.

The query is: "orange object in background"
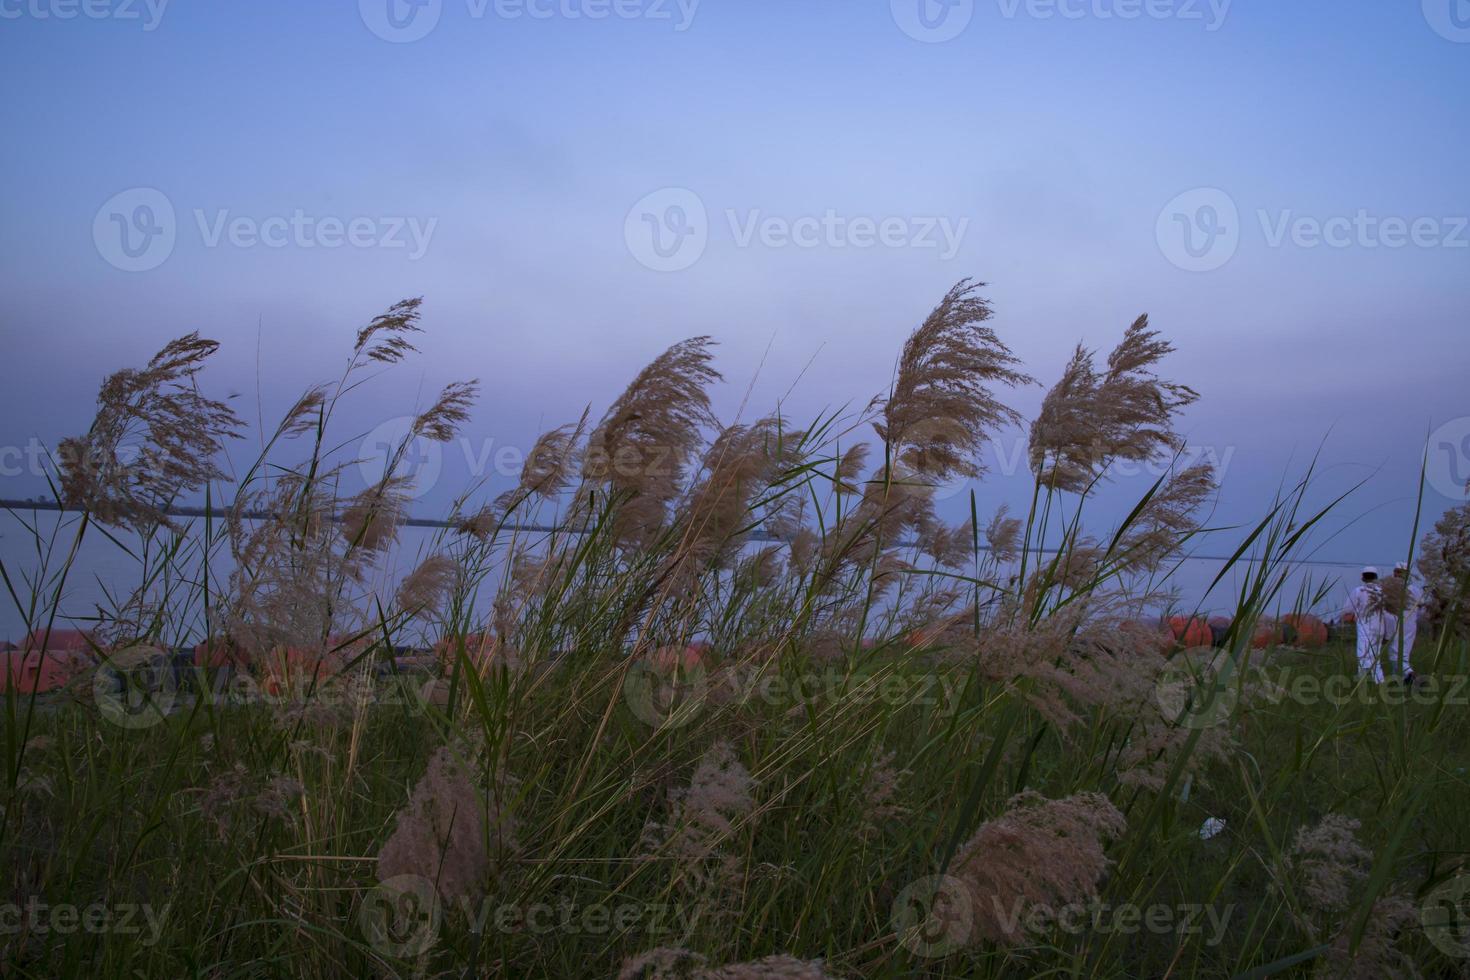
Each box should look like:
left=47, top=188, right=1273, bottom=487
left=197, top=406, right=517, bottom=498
left=1251, top=619, right=1287, bottom=649
left=1281, top=613, right=1329, bottom=648
left=259, top=646, right=342, bottom=696
left=3, top=629, right=96, bottom=693
left=649, top=645, right=706, bottom=674
left=3, top=649, right=89, bottom=693
left=194, top=638, right=247, bottom=670
left=24, top=628, right=95, bottom=654
left=1168, top=615, right=1213, bottom=648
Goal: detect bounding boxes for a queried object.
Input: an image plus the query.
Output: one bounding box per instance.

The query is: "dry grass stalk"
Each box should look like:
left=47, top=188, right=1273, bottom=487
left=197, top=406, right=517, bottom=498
left=965, top=609, right=1143, bottom=729
left=58, top=333, right=242, bottom=530
left=494, top=410, right=590, bottom=517
left=1277, top=815, right=1418, bottom=978
left=1368, top=576, right=1408, bottom=617
left=582, top=336, right=722, bottom=543
left=396, top=554, right=459, bottom=618
left=226, top=475, right=363, bottom=656
left=681, top=419, right=791, bottom=569
left=834, top=443, right=869, bottom=493
left=1119, top=462, right=1217, bottom=571
left=642, top=741, right=756, bottom=893
left=411, top=380, right=479, bottom=443
left=983, top=504, right=1022, bottom=563
left=1418, top=499, right=1470, bottom=633
left=875, top=279, right=1033, bottom=484
left=377, top=745, right=518, bottom=904
left=917, top=517, right=972, bottom=570
left=950, top=790, right=1127, bottom=945
left=1030, top=316, right=1198, bottom=493
left=353, top=296, right=424, bottom=366
left=1284, top=814, right=1373, bottom=917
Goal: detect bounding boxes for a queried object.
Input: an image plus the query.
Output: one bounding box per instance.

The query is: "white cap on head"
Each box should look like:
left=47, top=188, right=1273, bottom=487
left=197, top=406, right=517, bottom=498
left=1361, top=565, right=1379, bottom=576
left=1394, top=562, right=1408, bottom=572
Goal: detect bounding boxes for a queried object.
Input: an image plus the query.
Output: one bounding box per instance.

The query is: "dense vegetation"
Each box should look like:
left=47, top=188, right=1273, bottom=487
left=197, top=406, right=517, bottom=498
left=4, top=283, right=1467, bottom=977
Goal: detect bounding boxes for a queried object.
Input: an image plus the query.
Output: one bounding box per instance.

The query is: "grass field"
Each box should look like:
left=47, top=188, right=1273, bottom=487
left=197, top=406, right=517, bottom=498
left=3, top=284, right=1468, bottom=978
left=4, top=636, right=1469, bottom=977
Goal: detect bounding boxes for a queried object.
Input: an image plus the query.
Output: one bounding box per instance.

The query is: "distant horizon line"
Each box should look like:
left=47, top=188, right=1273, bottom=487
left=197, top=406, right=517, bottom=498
left=0, top=497, right=1386, bottom=569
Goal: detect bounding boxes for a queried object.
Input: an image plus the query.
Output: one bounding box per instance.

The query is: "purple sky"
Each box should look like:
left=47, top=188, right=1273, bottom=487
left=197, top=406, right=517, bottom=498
left=1, top=0, right=1467, bottom=638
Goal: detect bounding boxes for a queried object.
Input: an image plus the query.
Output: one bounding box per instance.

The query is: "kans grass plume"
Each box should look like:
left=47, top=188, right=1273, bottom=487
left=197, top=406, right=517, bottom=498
left=874, top=279, right=1033, bottom=486
left=582, top=336, right=723, bottom=545
left=642, top=741, right=756, bottom=892
left=58, top=333, right=242, bottom=531
left=1416, top=498, right=1470, bottom=633
left=377, top=745, right=518, bottom=904
left=1277, top=814, right=1419, bottom=978
left=1030, top=316, right=1199, bottom=494
left=950, top=790, right=1127, bottom=945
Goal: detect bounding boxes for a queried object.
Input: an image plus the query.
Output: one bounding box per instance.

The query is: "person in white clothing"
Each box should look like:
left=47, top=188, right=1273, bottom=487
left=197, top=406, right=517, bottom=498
left=1386, top=562, right=1421, bottom=680
left=1342, top=566, right=1388, bottom=682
